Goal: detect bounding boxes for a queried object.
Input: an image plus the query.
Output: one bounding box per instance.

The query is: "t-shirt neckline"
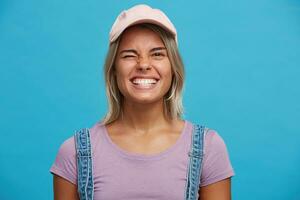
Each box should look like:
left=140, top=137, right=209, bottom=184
left=102, top=120, right=188, bottom=160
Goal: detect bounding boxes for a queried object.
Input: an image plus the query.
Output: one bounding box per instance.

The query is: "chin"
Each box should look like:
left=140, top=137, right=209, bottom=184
left=128, top=95, right=163, bottom=105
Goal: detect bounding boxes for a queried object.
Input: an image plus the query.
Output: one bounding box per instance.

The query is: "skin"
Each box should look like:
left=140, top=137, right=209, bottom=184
left=53, top=175, right=79, bottom=200
left=53, top=26, right=232, bottom=200
left=107, top=26, right=185, bottom=155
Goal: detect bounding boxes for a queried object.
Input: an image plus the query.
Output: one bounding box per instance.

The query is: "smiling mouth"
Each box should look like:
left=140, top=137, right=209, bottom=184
left=130, top=78, right=159, bottom=89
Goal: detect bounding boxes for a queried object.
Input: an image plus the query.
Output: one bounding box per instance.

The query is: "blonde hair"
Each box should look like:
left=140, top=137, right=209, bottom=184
left=102, top=23, right=185, bottom=125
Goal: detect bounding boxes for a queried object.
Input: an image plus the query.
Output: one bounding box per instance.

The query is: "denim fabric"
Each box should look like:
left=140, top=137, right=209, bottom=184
left=184, top=124, right=205, bottom=200
left=74, top=128, right=94, bottom=200
left=74, top=124, right=204, bottom=200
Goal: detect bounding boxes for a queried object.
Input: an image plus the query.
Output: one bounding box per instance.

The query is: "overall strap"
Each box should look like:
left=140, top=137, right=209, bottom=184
left=185, top=124, right=205, bottom=200
left=74, top=128, right=94, bottom=200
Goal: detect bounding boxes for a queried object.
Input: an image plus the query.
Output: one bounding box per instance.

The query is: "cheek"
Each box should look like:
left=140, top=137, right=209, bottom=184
left=114, top=66, right=132, bottom=94
left=158, top=63, right=173, bottom=82
left=156, top=65, right=173, bottom=93
left=115, top=62, right=127, bottom=80
left=115, top=71, right=126, bottom=89
left=115, top=61, right=135, bottom=79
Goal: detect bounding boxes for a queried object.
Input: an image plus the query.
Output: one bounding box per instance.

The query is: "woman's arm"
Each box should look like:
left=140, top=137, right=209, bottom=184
left=53, top=174, right=79, bottom=200
left=198, top=178, right=232, bottom=200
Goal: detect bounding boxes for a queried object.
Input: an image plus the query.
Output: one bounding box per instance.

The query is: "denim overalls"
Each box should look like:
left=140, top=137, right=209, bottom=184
left=74, top=124, right=205, bottom=200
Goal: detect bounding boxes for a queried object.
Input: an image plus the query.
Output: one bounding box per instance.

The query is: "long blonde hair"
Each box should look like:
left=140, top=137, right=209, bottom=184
left=102, top=23, right=185, bottom=125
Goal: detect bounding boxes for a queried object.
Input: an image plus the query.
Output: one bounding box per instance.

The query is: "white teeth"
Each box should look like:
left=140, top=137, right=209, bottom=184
left=132, top=78, right=157, bottom=85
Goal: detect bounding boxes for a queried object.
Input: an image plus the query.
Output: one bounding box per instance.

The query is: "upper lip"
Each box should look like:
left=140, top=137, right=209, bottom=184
left=129, top=76, right=160, bottom=82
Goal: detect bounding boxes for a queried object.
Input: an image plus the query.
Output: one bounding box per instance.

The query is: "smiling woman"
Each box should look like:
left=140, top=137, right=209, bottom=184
left=50, top=4, right=234, bottom=200
left=114, top=25, right=173, bottom=106
left=104, top=22, right=184, bottom=124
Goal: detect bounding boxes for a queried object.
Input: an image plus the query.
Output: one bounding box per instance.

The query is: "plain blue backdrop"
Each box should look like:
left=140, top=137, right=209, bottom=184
left=0, top=0, right=299, bottom=199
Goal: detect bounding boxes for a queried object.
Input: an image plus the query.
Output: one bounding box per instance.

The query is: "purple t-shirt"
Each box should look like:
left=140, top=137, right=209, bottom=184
left=50, top=120, right=234, bottom=199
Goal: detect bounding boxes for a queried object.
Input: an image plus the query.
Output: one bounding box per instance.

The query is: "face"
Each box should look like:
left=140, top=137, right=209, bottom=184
left=114, top=26, right=173, bottom=105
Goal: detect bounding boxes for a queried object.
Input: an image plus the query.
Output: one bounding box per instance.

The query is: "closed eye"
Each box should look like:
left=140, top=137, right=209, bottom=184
left=119, top=49, right=139, bottom=59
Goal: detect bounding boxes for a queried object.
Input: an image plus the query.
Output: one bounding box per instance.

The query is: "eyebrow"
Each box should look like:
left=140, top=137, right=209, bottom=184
left=119, top=47, right=166, bottom=55
left=150, top=47, right=166, bottom=52
left=119, top=49, right=138, bottom=55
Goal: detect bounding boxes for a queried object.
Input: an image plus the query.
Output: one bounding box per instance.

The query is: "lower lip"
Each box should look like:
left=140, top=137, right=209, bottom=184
left=131, top=81, right=159, bottom=90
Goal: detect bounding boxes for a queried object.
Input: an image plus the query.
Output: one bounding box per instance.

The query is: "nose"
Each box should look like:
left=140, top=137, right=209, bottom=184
left=137, top=56, right=152, bottom=71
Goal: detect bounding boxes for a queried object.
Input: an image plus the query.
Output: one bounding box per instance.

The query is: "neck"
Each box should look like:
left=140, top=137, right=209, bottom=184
left=118, top=99, right=173, bottom=133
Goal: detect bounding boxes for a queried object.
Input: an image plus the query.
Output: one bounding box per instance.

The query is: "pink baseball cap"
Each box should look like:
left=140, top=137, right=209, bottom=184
left=109, top=4, right=178, bottom=45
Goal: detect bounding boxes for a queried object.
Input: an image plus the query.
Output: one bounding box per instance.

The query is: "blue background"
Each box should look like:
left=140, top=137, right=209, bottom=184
left=0, top=0, right=299, bottom=199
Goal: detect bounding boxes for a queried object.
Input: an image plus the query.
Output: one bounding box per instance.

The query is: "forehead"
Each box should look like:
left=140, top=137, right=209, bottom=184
left=118, top=25, right=165, bottom=50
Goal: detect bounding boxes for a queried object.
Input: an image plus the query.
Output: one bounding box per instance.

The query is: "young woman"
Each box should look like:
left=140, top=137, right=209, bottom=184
left=50, top=4, right=234, bottom=200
